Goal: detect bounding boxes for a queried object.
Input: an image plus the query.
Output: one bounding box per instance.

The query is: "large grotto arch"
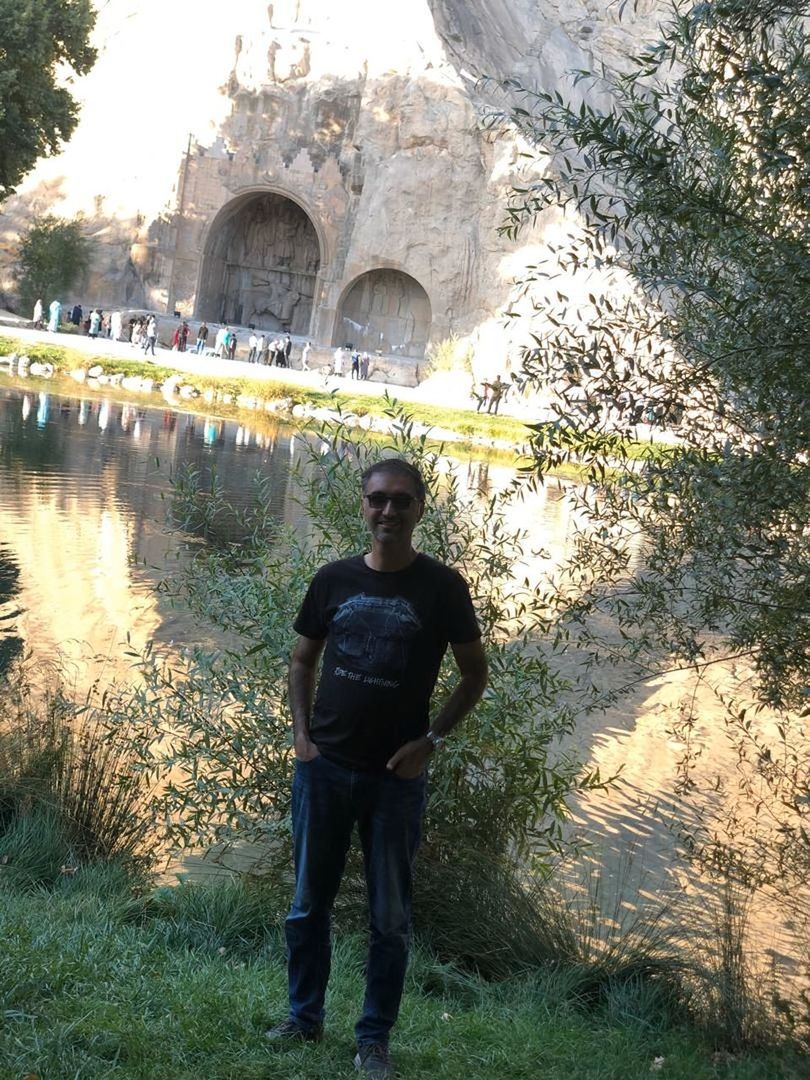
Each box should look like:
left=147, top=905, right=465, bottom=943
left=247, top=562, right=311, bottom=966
left=334, top=269, right=432, bottom=358
left=196, top=191, right=321, bottom=333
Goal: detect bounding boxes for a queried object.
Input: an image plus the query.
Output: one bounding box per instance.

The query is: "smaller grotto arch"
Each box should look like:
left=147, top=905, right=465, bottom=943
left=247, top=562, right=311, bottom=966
left=196, top=191, right=321, bottom=334
left=334, top=269, right=432, bottom=358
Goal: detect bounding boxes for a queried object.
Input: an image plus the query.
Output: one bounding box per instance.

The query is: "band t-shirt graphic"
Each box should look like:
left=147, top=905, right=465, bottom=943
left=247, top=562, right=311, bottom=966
left=294, top=554, right=480, bottom=771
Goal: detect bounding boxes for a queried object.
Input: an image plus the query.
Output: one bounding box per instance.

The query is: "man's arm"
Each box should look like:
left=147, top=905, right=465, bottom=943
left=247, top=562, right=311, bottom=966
left=288, top=634, right=325, bottom=761
left=386, top=638, right=489, bottom=779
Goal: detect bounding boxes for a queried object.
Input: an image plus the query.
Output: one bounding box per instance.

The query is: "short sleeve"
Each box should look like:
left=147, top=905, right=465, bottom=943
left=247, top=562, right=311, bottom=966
left=293, top=572, right=329, bottom=640
left=443, top=568, right=481, bottom=644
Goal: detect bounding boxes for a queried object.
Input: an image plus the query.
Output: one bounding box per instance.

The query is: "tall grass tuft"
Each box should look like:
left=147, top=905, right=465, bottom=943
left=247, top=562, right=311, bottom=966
left=681, top=882, right=779, bottom=1051
left=139, top=876, right=286, bottom=956
left=411, top=846, right=578, bottom=981
left=0, top=659, right=156, bottom=888
left=334, top=842, right=684, bottom=998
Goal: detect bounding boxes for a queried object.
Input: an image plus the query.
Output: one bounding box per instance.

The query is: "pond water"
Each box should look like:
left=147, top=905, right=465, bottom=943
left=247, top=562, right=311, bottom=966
left=0, top=379, right=574, bottom=669
left=0, top=377, right=805, bottom=998
left=0, top=379, right=306, bottom=672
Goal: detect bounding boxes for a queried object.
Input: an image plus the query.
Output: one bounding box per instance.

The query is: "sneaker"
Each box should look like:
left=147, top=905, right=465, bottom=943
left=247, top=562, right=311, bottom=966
left=354, top=1042, right=394, bottom=1077
left=265, top=1017, right=323, bottom=1044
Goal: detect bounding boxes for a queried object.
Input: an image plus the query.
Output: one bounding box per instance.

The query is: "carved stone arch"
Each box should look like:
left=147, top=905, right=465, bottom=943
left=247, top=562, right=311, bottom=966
left=334, top=268, right=432, bottom=358
left=196, top=189, right=323, bottom=334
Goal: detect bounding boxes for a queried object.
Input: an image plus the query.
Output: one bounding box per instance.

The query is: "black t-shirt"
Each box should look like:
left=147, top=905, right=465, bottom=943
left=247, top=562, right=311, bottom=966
left=293, top=553, right=481, bottom=772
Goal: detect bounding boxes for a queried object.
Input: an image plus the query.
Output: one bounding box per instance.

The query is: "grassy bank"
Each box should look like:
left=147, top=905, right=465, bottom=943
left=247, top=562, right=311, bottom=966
left=0, top=871, right=801, bottom=1080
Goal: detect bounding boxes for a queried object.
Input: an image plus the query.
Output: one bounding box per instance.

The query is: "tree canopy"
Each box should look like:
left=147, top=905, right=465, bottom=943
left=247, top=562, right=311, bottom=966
left=16, top=214, right=90, bottom=314
left=0, top=0, right=97, bottom=200
left=496, top=0, right=810, bottom=884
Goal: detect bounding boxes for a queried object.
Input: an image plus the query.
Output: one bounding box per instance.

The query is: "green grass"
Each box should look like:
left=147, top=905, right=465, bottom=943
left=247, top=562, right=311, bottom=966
left=0, top=873, right=802, bottom=1079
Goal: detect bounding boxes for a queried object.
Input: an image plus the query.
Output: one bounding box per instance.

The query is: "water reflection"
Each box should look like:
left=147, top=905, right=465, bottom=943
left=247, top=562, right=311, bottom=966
left=0, top=380, right=305, bottom=674
left=0, top=546, right=23, bottom=673
left=0, top=380, right=588, bottom=679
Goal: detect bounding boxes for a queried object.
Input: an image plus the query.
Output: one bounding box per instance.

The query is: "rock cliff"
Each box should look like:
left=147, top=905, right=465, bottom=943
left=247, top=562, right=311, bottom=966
left=0, top=0, right=669, bottom=372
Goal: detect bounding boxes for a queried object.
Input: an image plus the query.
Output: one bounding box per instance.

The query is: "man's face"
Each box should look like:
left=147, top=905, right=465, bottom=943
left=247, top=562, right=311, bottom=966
left=361, top=470, right=424, bottom=547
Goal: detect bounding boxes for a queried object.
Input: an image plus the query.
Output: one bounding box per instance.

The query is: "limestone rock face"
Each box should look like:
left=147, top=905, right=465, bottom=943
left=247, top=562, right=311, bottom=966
left=0, top=0, right=669, bottom=370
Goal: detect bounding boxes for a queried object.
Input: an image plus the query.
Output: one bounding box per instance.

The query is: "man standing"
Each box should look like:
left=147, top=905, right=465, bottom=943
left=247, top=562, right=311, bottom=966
left=487, top=375, right=506, bottom=415
left=267, top=458, right=488, bottom=1077
left=196, top=322, right=209, bottom=355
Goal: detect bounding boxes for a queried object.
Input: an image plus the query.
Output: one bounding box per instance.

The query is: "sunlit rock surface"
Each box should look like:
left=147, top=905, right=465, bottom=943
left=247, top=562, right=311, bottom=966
left=0, top=0, right=668, bottom=374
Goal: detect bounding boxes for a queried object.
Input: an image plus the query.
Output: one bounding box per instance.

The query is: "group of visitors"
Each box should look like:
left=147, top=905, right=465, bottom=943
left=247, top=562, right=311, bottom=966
left=333, top=346, right=371, bottom=379
left=129, top=316, right=158, bottom=355
left=30, top=297, right=380, bottom=384
left=246, top=331, right=293, bottom=366
left=34, top=298, right=124, bottom=342
left=171, top=321, right=191, bottom=352
left=474, top=375, right=507, bottom=415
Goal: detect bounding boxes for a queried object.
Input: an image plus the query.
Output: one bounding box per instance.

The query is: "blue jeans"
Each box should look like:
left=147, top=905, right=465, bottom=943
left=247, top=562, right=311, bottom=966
left=285, top=754, right=426, bottom=1046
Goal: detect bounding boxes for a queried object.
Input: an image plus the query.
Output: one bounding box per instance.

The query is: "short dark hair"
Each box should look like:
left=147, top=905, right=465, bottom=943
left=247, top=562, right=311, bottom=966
left=361, top=458, right=426, bottom=502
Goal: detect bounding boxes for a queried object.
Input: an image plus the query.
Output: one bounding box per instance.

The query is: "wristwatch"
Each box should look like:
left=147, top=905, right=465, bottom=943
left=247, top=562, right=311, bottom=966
left=425, top=730, right=445, bottom=752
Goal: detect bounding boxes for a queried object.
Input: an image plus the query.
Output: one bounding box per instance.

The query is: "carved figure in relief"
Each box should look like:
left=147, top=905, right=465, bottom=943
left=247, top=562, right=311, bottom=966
left=280, top=289, right=300, bottom=325
left=372, top=281, right=386, bottom=315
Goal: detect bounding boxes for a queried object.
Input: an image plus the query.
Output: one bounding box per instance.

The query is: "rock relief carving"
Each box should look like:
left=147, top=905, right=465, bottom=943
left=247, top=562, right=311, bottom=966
left=201, top=194, right=320, bottom=334
left=336, top=269, right=430, bottom=357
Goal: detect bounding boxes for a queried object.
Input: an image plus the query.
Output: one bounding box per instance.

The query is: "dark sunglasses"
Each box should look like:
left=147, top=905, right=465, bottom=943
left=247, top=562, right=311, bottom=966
left=364, top=492, right=417, bottom=510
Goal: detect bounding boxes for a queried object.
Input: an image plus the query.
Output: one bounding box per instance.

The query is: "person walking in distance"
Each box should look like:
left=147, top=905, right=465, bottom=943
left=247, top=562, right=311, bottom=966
left=144, top=316, right=157, bottom=356
left=266, top=458, right=488, bottom=1077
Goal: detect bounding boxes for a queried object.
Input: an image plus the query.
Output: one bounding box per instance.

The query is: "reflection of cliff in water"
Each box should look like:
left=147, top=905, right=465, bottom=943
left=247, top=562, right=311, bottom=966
left=0, top=546, right=23, bottom=674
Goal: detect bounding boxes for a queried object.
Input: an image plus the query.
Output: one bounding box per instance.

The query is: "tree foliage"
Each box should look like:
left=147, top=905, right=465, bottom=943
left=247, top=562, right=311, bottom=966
left=16, top=215, right=90, bottom=314
left=0, top=0, right=97, bottom=200
left=495, top=0, right=810, bottom=887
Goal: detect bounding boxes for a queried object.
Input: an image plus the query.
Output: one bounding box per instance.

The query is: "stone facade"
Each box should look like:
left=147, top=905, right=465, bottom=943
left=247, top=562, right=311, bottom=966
left=0, top=0, right=668, bottom=372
